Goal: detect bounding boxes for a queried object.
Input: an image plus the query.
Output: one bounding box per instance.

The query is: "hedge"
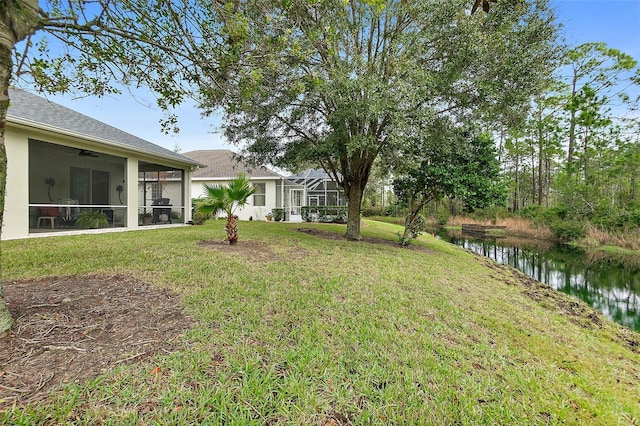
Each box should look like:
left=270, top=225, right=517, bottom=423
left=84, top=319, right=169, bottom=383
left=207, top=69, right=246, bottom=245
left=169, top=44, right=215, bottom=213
left=301, top=206, right=348, bottom=223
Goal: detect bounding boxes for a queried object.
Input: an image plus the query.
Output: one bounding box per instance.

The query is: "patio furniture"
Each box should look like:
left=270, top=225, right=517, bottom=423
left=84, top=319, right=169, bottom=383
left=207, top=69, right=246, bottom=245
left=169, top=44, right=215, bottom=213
left=37, top=216, right=56, bottom=229
left=152, top=198, right=172, bottom=224
left=59, top=198, right=79, bottom=221
left=37, top=206, right=60, bottom=230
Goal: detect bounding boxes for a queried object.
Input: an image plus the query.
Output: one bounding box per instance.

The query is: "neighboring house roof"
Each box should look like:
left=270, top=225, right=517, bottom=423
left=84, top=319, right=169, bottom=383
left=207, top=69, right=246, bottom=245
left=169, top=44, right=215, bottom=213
left=183, top=150, right=283, bottom=179
left=7, top=88, right=199, bottom=167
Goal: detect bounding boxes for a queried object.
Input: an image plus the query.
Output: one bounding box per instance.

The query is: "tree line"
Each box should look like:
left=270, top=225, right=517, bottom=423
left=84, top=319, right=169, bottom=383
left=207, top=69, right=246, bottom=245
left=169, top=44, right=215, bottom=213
left=498, top=42, right=639, bottom=234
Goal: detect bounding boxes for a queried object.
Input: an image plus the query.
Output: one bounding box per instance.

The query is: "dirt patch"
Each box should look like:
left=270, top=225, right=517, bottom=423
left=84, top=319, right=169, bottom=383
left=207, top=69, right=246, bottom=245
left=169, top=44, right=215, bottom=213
left=198, top=239, right=308, bottom=263
left=0, top=275, right=192, bottom=409
left=198, top=239, right=275, bottom=263
left=296, top=227, right=433, bottom=253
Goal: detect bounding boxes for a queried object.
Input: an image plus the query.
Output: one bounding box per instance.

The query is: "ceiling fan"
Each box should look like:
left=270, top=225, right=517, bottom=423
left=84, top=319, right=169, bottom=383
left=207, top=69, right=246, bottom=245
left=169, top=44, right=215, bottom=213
left=78, top=149, right=99, bottom=157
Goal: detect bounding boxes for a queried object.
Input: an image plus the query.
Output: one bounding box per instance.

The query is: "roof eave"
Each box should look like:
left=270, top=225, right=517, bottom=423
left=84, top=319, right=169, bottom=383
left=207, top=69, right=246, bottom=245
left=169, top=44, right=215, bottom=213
left=7, top=115, right=203, bottom=168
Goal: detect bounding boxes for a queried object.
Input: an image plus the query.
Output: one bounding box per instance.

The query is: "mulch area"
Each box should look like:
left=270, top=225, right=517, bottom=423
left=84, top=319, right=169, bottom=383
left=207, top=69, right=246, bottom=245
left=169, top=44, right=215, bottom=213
left=0, top=275, right=192, bottom=409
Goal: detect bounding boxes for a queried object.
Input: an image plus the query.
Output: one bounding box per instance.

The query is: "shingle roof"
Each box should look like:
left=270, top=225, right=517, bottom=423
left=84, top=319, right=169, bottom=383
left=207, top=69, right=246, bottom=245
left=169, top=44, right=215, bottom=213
left=182, top=150, right=283, bottom=179
left=7, top=88, right=199, bottom=167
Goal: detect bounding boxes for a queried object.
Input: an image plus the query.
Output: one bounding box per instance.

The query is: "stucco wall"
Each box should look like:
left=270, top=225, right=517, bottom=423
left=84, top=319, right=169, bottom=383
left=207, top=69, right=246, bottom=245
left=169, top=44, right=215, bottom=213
left=3, top=127, right=30, bottom=240
left=191, top=178, right=280, bottom=221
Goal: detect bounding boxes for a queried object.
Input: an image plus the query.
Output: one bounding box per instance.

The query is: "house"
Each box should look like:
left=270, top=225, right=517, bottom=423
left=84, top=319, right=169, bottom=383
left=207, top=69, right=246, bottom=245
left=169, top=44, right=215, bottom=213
left=183, top=150, right=290, bottom=221
left=183, top=150, right=346, bottom=222
left=286, top=169, right=346, bottom=209
left=3, top=88, right=201, bottom=240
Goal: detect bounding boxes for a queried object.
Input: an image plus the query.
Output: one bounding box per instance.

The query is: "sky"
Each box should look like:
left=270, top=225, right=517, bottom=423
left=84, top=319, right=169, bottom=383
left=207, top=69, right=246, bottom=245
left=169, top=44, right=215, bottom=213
left=40, top=0, right=640, bottom=155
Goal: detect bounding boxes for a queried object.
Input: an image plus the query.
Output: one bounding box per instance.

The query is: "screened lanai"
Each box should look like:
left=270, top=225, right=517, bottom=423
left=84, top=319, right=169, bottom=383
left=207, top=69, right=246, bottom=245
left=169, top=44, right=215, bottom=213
left=286, top=169, right=346, bottom=208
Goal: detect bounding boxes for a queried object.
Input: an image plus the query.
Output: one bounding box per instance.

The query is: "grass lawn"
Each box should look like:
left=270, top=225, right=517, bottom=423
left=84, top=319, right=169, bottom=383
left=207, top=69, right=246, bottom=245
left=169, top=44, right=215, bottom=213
left=1, top=219, right=639, bottom=424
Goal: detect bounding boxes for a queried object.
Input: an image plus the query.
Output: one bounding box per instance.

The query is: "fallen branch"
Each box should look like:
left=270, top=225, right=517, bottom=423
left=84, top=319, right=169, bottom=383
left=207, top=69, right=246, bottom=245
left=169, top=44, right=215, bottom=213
left=115, top=352, right=146, bottom=364
left=27, top=303, right=60, bottom=309
left=43, top=345, right=86, bottom=352
left=0, top=384, right=30, bottom=393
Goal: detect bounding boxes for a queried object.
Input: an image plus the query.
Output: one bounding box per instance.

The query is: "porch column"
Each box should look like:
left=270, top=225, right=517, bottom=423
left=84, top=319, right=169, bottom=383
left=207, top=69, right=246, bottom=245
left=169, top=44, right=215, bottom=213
left=3, top=134, right=30, bottom=239
left=280, top=177, right=284, bottom=209
left=126, top=158, right=139, bottom=229
left=183, top=168, right=193, bottom=223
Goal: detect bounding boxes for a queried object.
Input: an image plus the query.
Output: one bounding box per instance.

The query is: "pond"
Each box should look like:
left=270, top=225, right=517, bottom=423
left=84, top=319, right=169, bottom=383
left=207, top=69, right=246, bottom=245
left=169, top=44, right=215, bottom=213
left=438, top=229, right=640, bottom=332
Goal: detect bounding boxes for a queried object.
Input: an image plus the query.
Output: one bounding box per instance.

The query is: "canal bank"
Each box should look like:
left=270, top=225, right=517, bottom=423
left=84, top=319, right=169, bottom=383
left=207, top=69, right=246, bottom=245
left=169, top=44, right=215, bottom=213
left=438, top=228, right=640, bottom=332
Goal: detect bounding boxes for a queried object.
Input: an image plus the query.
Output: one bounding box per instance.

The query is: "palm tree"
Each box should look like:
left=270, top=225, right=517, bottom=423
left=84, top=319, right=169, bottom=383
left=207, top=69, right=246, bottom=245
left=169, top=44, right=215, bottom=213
left=195, top=174, right=257, bottom=245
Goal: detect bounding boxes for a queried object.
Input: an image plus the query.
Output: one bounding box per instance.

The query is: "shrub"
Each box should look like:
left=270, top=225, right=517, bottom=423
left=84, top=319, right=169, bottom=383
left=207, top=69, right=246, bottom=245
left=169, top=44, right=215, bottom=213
left=470, top=206, right=509, bottom=223
left=192, top=211, right=210, bottom=225
left=522, top=205, right=569, bottom=227
left=75, top=210, right=109, bottom=229
left=272, top=208, right=284, bottom=222
left=361, top=207, right=384, bottom=217
left=544, top=206, right=568, bottom=221
left=435, top=205, right=449, bottom=225
left=300, top=206, right=348, bottom=223
left=549, top=220, right=586, bottom=242
left=519, top=205, right=545, bottom=220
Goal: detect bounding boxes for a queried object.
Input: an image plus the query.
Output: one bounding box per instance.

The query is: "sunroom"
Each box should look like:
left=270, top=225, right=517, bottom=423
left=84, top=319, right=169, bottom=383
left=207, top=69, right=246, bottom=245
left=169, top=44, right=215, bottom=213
left=4, top=89, right=199, bottom=240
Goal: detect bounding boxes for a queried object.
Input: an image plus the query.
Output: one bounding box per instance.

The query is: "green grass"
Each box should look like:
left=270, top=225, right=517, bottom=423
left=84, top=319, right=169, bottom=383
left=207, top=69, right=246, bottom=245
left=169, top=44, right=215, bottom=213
left=2, top=220, right=640, bottom=424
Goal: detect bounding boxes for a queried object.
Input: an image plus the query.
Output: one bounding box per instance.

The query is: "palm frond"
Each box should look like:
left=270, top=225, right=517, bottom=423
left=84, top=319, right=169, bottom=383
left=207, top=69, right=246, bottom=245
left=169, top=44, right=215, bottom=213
left=195, top=175, right=257, bottom=218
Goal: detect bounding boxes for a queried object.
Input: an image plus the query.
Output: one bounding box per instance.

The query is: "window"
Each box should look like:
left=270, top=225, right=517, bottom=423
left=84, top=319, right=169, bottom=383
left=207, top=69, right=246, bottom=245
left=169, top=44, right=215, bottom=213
left=253, top=183, right=266, bottom=206
left=70, top=168, right=110, bottom=205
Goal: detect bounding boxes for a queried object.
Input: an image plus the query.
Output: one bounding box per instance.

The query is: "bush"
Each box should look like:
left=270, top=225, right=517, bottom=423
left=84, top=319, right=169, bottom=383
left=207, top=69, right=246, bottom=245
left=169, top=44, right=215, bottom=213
left=361, top=207, right=384, bottom=217
left=301, top=206, right=348, bottom=223
left=75, top=210, right=109, bottom=229
left=549, top=220, right=587, bottom=242
left=192, top=211, right=211, bottom=225
left=470, top=206, right=509, bottom=222
left=519, top=205, right=545, bottom=220
left=590, top=207, right=640, bottom=232
left=362, top=206, right=405, bottom=217
left=521, top=205, right=569, bottom=227
left=435, top=205, right=449, bottom=226
left=272, top=208, right=284, bottom=222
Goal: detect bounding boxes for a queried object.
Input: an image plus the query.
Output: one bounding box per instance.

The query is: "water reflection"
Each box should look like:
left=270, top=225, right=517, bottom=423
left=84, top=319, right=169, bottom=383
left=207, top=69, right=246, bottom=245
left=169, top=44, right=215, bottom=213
left=441, top=230, right=640, bottom=331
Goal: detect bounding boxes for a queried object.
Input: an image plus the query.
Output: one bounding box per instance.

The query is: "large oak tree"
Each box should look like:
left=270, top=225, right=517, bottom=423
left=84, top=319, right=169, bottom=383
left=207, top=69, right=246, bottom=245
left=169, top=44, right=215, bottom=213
left=210, top=0, right=560, bottom=240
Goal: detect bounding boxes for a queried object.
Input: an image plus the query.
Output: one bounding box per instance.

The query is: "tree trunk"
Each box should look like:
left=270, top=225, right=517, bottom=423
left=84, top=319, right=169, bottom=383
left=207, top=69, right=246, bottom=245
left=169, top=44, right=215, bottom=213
left=583, top=127, right=589, bottom=182
left=345, top=181, right=364, bottom=240
left=567, top=73, right=578, bottom=170
left=402, top=197, right=427, bottom=244
left=545, top=158, right=551, bottom=207
left=531, top=146, right=536, bottom=206
left=226, top=215, right=238, bottom=244
left=513, top=142, right=520, bottom=212
left=0, top=0, right=41, bottom=334
left=0, top=43, right=12, bottom=334
left=537, top=126, right=544, bottom=206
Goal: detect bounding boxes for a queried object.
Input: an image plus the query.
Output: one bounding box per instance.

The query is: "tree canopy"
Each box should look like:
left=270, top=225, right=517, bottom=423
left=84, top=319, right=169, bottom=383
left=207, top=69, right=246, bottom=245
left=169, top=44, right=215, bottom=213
left=393, top=129, right=506, bottom=244
left=210, top=0, right=560, bottom=239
